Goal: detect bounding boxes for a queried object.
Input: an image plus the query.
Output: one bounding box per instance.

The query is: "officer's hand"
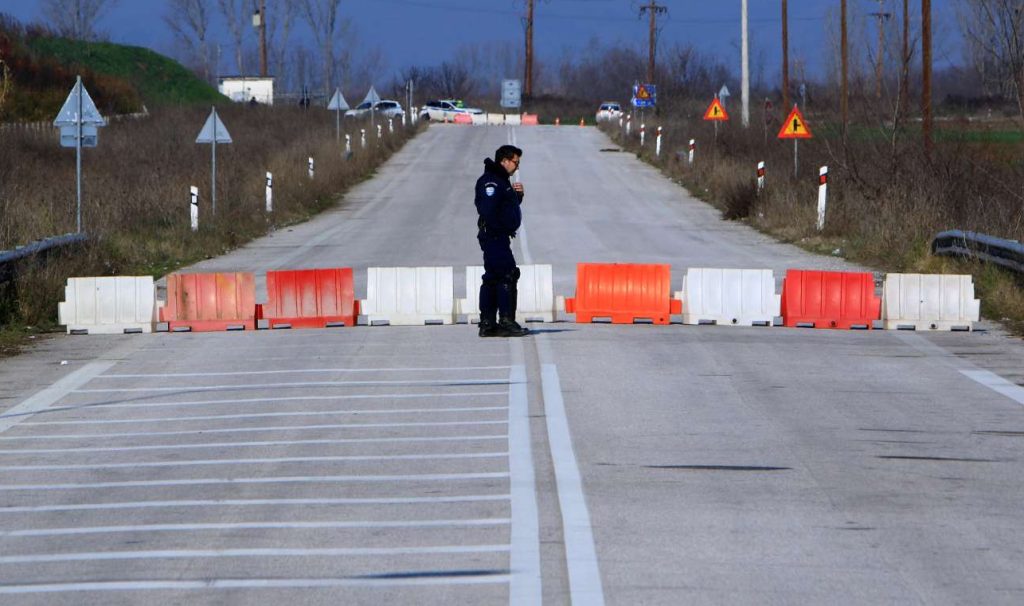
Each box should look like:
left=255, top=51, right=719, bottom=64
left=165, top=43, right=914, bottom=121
left=512, top=182, right=524, bottom=197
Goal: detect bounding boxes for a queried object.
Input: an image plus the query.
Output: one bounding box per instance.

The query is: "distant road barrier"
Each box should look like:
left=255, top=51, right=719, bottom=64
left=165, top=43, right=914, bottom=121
left=931, top=230, right=1024, bottom=274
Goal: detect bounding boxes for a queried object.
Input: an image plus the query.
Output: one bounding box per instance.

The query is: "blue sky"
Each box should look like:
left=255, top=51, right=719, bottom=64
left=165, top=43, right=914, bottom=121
left=1, top=0, right=963, bottom=83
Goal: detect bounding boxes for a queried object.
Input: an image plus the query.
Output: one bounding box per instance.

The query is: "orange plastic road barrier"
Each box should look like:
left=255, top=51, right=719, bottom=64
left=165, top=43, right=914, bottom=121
left=453, top=113, right=473, bottom=124
left=564, top=263, right=680, bottom=325
left=160, top=272, right=256, bottom=332
left=521, top=114, right=539, bottom=125
left=780, top=269, right=880, bottom=329
left=264, top=268, right=357, bottom=329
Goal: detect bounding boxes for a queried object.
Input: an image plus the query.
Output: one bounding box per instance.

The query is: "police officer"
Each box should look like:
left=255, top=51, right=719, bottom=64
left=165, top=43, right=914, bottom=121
left=475, top=145, right=530, bottom=338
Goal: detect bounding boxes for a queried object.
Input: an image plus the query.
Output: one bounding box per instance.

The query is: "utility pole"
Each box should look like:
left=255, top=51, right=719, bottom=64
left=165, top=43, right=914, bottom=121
left=922, top=0, right=932, bottom=154
left=781, top=0, right=790, bottom=110
left=741, top=0, right=750, bottom=127
left=841, top=0, right=849, bottom=141
left=254, top=0, right=267, bottom=77
left=900, top=0, right=909, bottom=116
left=639, top=0, right=667, bottom=84
left=524, top=0, right=534, bottom=98
left=869, top=1, right=892, bottom=100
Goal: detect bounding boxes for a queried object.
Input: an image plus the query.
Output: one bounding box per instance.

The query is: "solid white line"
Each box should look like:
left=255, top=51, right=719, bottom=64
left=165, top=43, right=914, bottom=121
left=0, top=472, right=510, bottom=491
left=48, top=391, right=508, bottom=413
left=0, top=544, right=512, bottom=564
left=0, top=494, right=512, bottom=514
left=73, top=378, right=513, bottom=393
left=100, top=365, right=512, bottom=379
left=508, top=353, right=542, bottom=604
left=0, top=576, right=513, bottom=594
left=0, top=360, right=116, bottom=435
left=0, top=434, right=508, bottom=455
left=961, top=369, right=1024, bottom=406
left=0, top=451, right=509, bottom=471
left=541, top=362, right=605, bottom=605
left=22, top=406, right=509, bottom=426
left=1, top=518, right=512, bottom=537
left=0, top=420, right=509, bottom=441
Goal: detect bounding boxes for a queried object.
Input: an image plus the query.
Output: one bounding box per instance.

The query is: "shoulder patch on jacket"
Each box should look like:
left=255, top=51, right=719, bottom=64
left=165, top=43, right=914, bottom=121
left=484, top=182, right=497, bottom=197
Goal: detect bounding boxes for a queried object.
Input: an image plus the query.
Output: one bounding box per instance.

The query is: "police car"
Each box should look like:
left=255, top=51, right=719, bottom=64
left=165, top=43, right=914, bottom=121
left=419, top=99, right=484, bottom=122
left=595, top=102, right=623, bottom=122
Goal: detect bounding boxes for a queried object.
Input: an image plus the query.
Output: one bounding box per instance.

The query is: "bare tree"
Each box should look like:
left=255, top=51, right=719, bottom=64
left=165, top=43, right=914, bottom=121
left=958, top=0, right=1024, bottom=121
left=40, top=0, right=118, bottom=41
left=217, top=0, right=249, bottom=75
left=164, top=0, right=214, bottom=83
left=301, top=0, right=343, bottom=96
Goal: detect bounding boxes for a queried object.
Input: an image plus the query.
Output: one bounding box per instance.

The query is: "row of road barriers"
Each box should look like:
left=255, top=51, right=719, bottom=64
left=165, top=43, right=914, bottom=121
left=445, top=113, right=539, bottom=126
left=57, top=264, right=981, bottom=334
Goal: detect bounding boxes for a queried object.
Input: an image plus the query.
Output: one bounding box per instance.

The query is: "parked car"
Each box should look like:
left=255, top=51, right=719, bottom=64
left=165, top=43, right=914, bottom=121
left=595, top=102, right=623, bottom=122
left=345, top=99, right=405, bottom=119
left=419, top=99, right=484, bottom=122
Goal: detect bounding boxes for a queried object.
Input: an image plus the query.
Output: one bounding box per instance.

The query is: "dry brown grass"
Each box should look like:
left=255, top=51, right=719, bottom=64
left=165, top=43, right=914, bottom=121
left=0, top=105, right=420, bottom=332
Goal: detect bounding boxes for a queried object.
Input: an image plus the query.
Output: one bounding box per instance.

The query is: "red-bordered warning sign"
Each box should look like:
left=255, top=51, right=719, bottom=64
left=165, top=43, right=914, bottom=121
left=703, top=96, right=729, bottom=121
left=778, top=105, right=812, bottom=139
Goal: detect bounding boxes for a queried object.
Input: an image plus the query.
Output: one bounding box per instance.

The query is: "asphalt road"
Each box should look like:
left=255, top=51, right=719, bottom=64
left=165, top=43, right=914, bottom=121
left=2, top=124, right=1024, bottom=605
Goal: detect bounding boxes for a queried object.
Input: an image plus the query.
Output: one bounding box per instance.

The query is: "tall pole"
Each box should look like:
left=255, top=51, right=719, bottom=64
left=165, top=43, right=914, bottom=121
left=900, top=0, right=909, bottom=117
left=259, top=0, right=267, bottom=77
left=781, top=0, right=790, bottom=110
left=841, top=0, right=849, bottom=142
left=639, top=1, right=667, bottom=84
left=75, top=76, right=82, bottom=233
left=524, top=0, right=534, bottom=98
left=922, top=0, right=932, bottom=154
left=741, top=0, right=750, bottom=127
left=870, top=3, right=892, bottom=100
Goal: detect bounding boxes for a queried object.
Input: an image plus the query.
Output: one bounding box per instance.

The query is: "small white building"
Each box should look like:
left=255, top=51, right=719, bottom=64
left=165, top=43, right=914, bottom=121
left=218, top=77, right=274, bottom=105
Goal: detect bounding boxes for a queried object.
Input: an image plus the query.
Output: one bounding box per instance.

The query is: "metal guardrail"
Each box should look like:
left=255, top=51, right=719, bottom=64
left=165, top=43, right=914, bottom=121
left=0, top=233, right=89, bottom=281
left=931, top=230, right=1024, bottom=274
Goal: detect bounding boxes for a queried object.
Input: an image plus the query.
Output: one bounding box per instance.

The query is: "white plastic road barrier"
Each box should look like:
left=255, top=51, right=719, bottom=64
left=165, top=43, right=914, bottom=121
left=265, top=172, right=273, bottom=212
left=505, top=114, right=522, bottom=126
left=757, top=161, right=765, bottom=193
left=189, top=186, right=199, bottom=231
left=676, top=268, right=780, bottom=326
left=458, top=264, right=556, bottom=323
left=472, top=113, right=488, bottom=125
left=486, top=114, right=504, bottom=126
left=817, top=165, right=828, bottom=231
left=359, top=267, right=456, bottom=326
left=688, top=139, right=696, bottom=165
left=882, top=273, right=980, bottom=331
left=58, top=276, right=159, bottom=334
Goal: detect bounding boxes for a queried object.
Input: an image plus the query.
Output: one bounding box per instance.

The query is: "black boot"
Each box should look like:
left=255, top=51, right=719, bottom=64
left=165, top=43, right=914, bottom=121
left=478, top=319, right=501, bottom=337
left=497, top=315, right=530, bottom=337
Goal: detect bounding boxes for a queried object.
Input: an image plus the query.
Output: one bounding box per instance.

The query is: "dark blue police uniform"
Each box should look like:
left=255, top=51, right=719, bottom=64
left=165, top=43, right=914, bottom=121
left=475, top=158, right=523, bottom=326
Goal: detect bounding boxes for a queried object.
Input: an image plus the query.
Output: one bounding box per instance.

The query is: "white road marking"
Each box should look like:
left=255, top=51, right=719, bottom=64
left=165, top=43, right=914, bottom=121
left=0, top=472, right=510, bottom=491
left=74, top=378, right=511, bottom=393
left=0, top=420, right=508, bottom=441
left=0, top=434, right=508, bottom=455
left=0, top=576, right=513, bottom=594
left=0, top=451, right=509, bottom=471
left=0, top=360, right=116, bottom=435
left=960, top=369, right=1024, bottom=406
left=0, top=544, right=512, bottom=564
left=0, top=494, right=511, bottom=514
left=1, top=518, right=511, bottom=537
left=508, top=353, right=542, bottom=604
left=22, top=406, right=508, bottom=426
left=48, top=391, right=508, bottom=413
left=100, top=365, right=512, bottom=378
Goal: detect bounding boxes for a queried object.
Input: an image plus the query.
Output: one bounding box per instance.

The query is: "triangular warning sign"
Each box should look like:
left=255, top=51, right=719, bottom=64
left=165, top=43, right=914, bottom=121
left=327, top=88, right=349, bottom=111
left=777, top=105, right=812, bottom=139
left=195, top=107, right=232, bottom=144
left=703, top=97, right=729, bottom=121
left=53, top=77, right=106, bottom=127
left=361, top=85, right=381, bottom=106
left=636, top=84, right=651, bottom=100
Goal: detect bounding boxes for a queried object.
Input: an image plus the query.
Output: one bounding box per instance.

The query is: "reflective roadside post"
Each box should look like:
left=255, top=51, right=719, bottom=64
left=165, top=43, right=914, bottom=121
left=265, top=172, right=273, bottom=212
left=190, top=186, right=199, bottom=231
left=195, top=107, right=232, bottom=216
left=53, top=75, right=106, bottom=233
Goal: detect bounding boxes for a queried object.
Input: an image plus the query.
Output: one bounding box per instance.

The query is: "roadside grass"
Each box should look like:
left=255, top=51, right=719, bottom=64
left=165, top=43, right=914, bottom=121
left=0, top=105, right=421, bottom=354
left=604, top=101, right=1024, bottom=335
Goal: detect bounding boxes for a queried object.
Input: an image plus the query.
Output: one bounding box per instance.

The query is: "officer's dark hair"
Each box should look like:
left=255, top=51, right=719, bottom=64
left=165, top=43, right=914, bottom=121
left=494, top=145, right=523, bottom=163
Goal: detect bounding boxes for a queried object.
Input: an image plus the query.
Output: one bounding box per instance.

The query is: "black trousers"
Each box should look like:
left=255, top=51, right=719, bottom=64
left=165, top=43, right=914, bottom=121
left=478, top=234, right=519, bottom=323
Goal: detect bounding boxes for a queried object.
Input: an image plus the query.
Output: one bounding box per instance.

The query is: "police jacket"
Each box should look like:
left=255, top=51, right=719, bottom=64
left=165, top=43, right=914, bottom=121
left=475, top=158, right=523, bottom=238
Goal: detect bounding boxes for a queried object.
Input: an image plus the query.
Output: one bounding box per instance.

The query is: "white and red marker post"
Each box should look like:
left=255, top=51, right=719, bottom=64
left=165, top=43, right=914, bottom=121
left=817, top=166, right=828, bottom=231
left=655, top=126, right=663, bottom=157
left=626, top=115, right=632, bottom=137
left=757, top=161, right=765, bottom=193
left=640, top=123, right=646, bottom=147
left=308, top=157, right=314, bottom=179
left=688, top=139, right=696, bottom=165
